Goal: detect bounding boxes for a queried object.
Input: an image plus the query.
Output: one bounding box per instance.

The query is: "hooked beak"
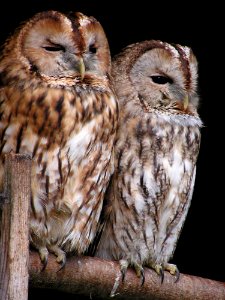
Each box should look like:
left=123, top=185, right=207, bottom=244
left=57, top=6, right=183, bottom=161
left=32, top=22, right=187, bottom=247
left=183, top=94, right=189, bottom=110
left=78, top=58, right=85, bottom=80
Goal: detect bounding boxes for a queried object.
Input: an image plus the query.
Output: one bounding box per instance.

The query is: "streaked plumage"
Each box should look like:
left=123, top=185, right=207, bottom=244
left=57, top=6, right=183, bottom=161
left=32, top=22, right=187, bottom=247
left=95, top=40, right=202, bottom=282
left=0, top=10, right=118, bottom=266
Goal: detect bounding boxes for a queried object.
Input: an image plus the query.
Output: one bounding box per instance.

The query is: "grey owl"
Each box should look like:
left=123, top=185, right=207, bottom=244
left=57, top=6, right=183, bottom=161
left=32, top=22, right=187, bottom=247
left=0, top=10, right=118, bottom=268
left=95, top=40, right=202, bottom=283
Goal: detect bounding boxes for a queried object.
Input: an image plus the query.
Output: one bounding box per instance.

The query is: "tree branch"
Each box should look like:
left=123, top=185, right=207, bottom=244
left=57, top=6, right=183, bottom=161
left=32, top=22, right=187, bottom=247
left=29, top=251, right=225, bottom=299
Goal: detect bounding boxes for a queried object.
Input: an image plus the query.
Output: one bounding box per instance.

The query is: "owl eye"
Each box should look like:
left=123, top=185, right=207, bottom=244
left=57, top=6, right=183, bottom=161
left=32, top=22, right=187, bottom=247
left=43, top=44, right=65, bottom=52
left=89, top=44, right=97, bottom=54
left=151, top=75, right=173, bottom=84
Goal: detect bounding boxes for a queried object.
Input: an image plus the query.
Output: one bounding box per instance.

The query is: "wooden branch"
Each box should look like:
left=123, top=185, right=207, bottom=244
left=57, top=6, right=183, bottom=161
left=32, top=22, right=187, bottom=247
left=0, top=153, right=31, bottom=300
left=1, top=153, right=224, bottom=299
left=29, top=251, right=225, bottom=300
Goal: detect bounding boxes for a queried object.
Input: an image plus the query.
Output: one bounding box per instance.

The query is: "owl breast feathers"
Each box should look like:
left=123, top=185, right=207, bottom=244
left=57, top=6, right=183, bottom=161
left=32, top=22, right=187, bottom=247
left=95, top=40, right=202, bottom=283
left=0, top=10, right=118, bottom=267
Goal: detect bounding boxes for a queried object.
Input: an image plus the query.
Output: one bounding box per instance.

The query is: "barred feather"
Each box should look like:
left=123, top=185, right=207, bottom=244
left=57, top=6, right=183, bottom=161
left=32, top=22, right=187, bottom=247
left=95, top=40, right=202, bottom=279
left=0, top=10, right=118, bottom=263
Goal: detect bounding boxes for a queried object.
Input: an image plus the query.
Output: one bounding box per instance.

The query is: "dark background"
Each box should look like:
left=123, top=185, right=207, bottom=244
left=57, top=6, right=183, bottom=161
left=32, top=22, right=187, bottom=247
left=0, top=1, right=224, bottom=298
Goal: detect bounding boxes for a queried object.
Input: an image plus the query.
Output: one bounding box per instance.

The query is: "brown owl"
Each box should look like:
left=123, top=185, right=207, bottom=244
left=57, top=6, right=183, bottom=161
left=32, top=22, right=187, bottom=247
left=0, top=10, right=118, bottom=268
left=95, top=40, right=202, bottom=283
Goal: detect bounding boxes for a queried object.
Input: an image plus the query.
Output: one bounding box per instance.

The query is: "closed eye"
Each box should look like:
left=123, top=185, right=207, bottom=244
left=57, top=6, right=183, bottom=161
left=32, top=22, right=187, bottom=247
left=151, top=75, right=173, bottom=84
left=43, top=43, right=65, bottom=52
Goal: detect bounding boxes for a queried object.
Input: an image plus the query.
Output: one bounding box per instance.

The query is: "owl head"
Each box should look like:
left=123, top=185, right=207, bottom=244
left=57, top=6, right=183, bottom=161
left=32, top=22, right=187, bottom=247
left=0, top=10, right=111, bottom=85
left=112, top=40, right=199, bottom=116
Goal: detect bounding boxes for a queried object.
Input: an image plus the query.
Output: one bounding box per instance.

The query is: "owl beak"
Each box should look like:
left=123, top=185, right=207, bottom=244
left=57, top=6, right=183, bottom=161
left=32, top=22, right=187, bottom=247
left=183, top=94, right=189, bottom=110
left=79, top=58, right=85, bottom=80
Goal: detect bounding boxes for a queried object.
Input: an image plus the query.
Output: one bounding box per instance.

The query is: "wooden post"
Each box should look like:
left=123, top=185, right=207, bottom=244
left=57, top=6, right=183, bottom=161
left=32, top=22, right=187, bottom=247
left=0, top=153, right=31, bottom=300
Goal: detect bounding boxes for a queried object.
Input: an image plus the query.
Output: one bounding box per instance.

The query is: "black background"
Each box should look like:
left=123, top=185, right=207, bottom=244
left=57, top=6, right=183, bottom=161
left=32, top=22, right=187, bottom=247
left=0, top=1, right=224, bottom=298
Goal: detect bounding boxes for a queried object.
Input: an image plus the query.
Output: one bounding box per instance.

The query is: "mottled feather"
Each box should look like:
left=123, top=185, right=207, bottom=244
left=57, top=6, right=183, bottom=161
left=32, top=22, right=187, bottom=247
left=95, top=40, right=202, bottom=281
left=0, top=10, right=118, bottom=265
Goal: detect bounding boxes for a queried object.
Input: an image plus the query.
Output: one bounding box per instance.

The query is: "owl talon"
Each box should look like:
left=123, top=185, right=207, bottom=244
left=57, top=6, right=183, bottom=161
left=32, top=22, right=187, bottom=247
left=38, top=248, right=49, bottom=271
left=140, top=268, right=145, bottom=286
left=41, top=258, right=48, bottom=272
left=119, top=260, right=145, bottom=284
left=47, top=244, right=66, bottom=271
left=174, top=268, right=180, bottom=283
left=56, top=255, right=66, bottom=272
left=153, top=264, right=164, bottom=283
left=133, top=264, right=145, bottom=285
left=121, top=269, right=126, bottom=282
left=164, top=263, right=180, bottom=282
left=57, top=262, right=66, bottom=272
left=119, top=259, right=129, bottom=282
left=160, top=267, right=164, bottom=284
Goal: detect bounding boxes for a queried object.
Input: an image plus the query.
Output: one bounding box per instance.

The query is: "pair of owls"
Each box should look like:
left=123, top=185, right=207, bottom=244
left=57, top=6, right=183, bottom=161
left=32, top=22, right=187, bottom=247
left=0, top=10, right=202, bottom=282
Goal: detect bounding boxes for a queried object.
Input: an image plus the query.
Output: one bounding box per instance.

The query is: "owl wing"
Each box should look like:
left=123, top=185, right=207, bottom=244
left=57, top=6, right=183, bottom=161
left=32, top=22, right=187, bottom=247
left=0, top=86, right=9, bottom=191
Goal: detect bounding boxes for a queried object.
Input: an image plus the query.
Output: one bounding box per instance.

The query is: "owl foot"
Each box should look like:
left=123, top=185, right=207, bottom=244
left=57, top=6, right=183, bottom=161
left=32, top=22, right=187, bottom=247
left=164, top=263, right=180, bottom=282
left=119, top=259, right=129, bottom=281
left=134, top=264, right=145, bottom=285
left=47, top=244, right=66, bottom=271
left=149, top=263, right=179, bottom=283
left=119, top=259, right=145, bottom=285
left=151, top=264, right=164, bottom=283
left=38, top=247, right=49, bottom=271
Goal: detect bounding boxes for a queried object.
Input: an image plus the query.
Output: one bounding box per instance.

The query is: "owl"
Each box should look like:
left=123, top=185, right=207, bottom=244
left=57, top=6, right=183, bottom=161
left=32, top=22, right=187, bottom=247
left=95, top=40, right=202, bottom=283
left=0, top=10, right=118, bottom=268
